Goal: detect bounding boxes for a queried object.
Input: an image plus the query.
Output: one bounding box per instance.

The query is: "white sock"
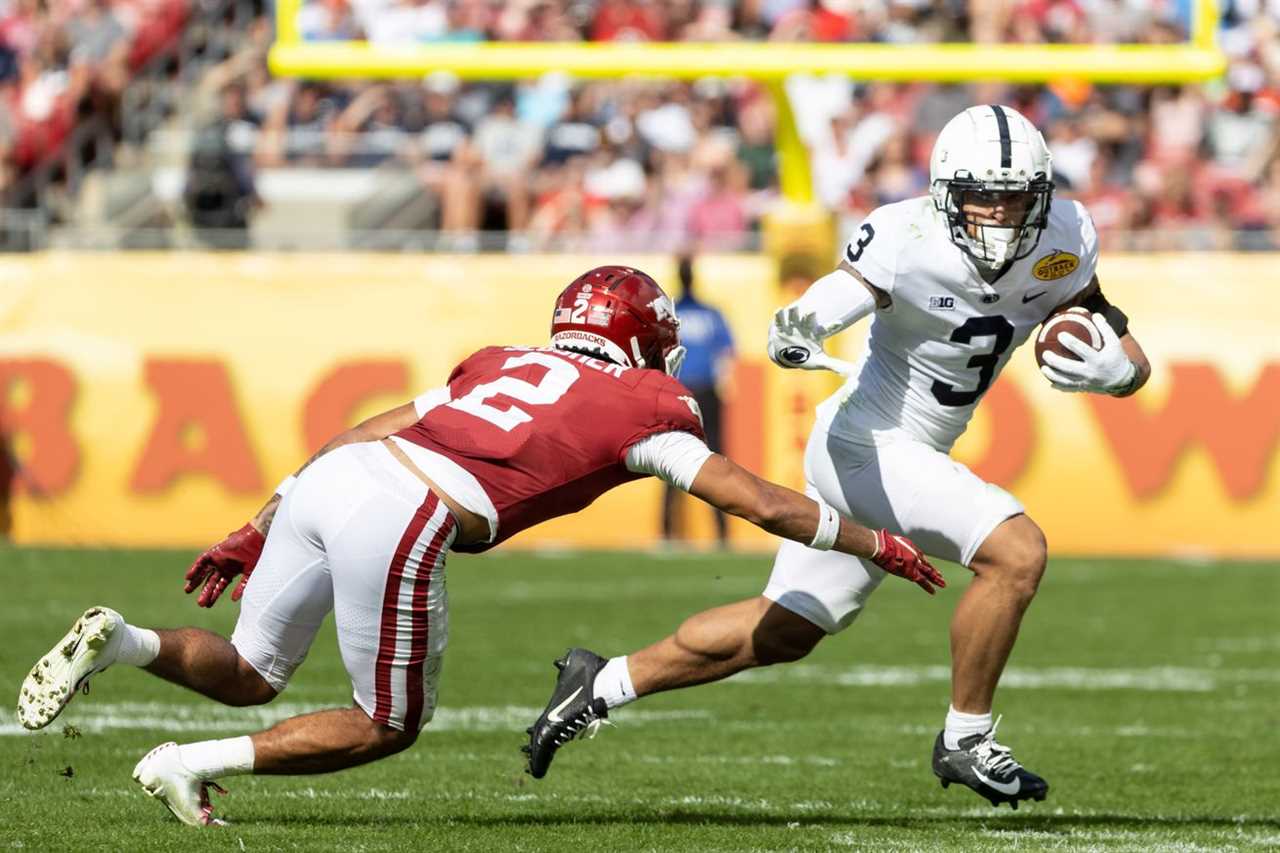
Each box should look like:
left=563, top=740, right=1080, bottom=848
left=177, top=736, right=255, bottom=779
left=116, top=623, right=160, bottom=667
left=592, top=656, right=637, bottom=710
left=944, top=705, right=993, bottom=750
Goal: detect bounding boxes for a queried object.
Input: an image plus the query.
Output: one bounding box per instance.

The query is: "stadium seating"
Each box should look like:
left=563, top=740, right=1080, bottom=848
left=2, top=0, right=1278, bottom=250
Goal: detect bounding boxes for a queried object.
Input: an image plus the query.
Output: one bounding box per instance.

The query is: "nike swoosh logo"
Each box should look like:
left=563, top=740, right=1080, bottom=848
left=1022, top=291, right=1047, bottom=304
left=547, top=686, right=583, bottom=723
left=974, top=769, right=1021, bottom=795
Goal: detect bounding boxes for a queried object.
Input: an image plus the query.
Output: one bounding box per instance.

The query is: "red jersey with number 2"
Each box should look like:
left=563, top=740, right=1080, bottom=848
left=394, top=346, right=705, bottom=552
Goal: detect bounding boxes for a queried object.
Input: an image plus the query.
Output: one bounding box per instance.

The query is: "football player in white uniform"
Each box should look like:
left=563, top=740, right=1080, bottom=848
left=526, top=105, right=1151, bottom=809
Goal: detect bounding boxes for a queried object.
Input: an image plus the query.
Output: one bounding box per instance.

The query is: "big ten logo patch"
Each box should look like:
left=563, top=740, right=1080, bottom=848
left=929, top=296, right=956, bottom=310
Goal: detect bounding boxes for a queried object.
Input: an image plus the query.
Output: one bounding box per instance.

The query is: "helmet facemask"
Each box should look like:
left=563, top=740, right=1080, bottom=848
left=933, top=173, right=1053, bottom=268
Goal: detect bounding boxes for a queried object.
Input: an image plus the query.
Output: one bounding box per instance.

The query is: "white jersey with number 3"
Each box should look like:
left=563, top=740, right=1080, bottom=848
left=825, top=196, right=1098, bottom=452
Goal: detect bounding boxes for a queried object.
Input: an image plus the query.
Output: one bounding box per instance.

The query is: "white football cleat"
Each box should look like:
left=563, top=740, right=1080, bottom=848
left=133, top=742, right=228, bottom=827
left=16, top=606, right=124, bottom=730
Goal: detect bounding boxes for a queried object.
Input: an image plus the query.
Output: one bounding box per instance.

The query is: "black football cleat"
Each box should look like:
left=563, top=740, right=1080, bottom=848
left=932, top=716, right=1048, bottom=809
left=523, top=648, right=609, bottom=779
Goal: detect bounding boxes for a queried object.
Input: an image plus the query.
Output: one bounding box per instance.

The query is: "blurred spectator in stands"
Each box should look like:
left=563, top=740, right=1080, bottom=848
left=864, top=128, right=927, bottom=205
left=299, top=0, right=365, bottom=40
left=583, top=155, right=649, bottom=248
left=810, top=109, right=867, bottom=212
left=364, top=0, right=448, bottom=43
left=438, top=0, right=491, bottom=41
left=592, top=0, right=667, bottom=40
left=542, top=85, right=603, bottom=164
left=688, top=148, right=749, bottom=250
left=735, top=88, right=777, bottom=192
left=0, top=104, right=13, bottom=198
left=528, top=155, right=592, bottom=248
left=678, top=0, right=738, bottom=39
left=407, top=71, right=477, bottom=243
left=258, top=81, right=339, bottom=166
left=470, top=86, right=542, bottom=233
left=494, top=0, right=580, bottom=40
left=67, top=0, right=127, bottom=66
left=1207, top=88, right=1277, bottom=177
left=1075, top=151, right=1137, bottom=240
left=1045, top=116, right=1096, bottom=191
left=1147, top=85, right=1208, bottom=166
left=662, top=254, right=734, bottom=547
left=636, top=82, right=696, bottom=154
left=0, top=19, right=18, bottom=83
left=329, top=83, right=409, bottom=167
left=185, top=84, right=262, bottom=249
left=1259, top=156, right=1280, bottom=248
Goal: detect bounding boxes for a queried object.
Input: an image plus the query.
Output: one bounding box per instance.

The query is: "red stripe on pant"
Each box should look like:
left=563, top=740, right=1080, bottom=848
left=372, top=491, right=440, bottom=727
left=402, top=513, right=455, bottom=732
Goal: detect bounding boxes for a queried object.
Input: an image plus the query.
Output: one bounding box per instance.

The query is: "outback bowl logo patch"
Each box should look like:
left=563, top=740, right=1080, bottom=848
left=1032, top=251, right=1079, bottom=281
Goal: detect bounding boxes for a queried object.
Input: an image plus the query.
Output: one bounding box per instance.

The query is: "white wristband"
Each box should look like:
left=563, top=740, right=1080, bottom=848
left=274, top=474, right=298, bottom=497
left=809, top=501, right=840, bottom=551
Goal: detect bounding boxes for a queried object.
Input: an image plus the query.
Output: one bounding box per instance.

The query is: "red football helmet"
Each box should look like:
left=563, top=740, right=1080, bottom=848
left=549, top=265, right=686, bottom=375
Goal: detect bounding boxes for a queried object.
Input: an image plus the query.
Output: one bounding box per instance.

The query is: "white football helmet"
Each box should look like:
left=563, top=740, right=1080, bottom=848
left=930, top=105, right=1054, bottom=268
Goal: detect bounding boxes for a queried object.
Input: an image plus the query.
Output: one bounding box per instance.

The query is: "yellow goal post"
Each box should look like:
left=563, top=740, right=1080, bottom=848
left=269, top=0, right=1224, bottom=203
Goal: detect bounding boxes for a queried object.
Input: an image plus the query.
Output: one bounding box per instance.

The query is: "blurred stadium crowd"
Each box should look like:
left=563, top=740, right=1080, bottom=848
left=2, top=0, right=1279, bottom=250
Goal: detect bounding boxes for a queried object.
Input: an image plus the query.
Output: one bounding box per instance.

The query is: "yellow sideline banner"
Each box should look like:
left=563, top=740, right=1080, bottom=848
left=0, top=252, right=1277, bottom=557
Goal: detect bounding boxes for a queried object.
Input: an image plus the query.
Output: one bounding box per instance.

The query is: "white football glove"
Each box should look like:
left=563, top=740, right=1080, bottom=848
left=1039, top=312, right=1136, bottom=395
left=767, top=306, right=856, bottom=376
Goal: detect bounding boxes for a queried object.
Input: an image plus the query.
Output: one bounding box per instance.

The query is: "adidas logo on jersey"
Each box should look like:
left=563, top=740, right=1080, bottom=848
left=929, top=296, right=956, bottom=310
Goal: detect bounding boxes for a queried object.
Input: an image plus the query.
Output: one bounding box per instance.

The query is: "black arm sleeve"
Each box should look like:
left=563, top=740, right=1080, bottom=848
left=1081, top=290, right=1129, bottom=337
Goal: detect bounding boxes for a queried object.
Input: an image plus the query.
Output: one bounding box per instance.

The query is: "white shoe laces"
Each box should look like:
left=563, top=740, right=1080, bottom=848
left=973, top=715, right=1023, bottom=776
left=553, top=710, right=613, bottom=747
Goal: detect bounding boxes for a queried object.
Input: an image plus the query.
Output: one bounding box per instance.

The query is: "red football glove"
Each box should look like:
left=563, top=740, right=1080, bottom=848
left=184, top=523, right=266, bottom=608
left=870, top=529, right=946, bottom=595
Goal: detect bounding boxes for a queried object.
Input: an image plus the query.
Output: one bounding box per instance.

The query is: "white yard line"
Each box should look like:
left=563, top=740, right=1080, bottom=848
left=730, top=663, right=1280, bottom=692
left=0, top=703, right=711, bottom=737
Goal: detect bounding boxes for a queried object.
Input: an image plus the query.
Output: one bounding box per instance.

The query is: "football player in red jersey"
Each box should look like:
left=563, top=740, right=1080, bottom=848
left=16, top=266, right=942, bottom=827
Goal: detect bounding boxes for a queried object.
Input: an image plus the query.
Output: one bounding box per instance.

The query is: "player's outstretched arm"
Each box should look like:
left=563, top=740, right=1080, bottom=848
left=686, top=454, right=945, bottom=594
left=766, top=265, right=885, bottom=375
left=184, top=401, right=424, bottom=608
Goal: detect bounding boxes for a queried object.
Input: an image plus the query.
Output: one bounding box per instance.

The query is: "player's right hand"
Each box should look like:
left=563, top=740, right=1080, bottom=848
left=870, top=529, right=946, bottom=595
left=767, top=306, right=855, bottom=375
left=184, top=522, right=266, bottom=608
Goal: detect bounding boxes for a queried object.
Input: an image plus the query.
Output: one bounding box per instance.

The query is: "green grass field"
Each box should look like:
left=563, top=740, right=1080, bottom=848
left=1, top=546, right=1277, bottom=852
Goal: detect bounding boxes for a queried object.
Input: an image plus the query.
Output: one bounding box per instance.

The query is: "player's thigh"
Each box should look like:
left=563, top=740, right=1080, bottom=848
left=817, top=433, right=1023, bottom=568
left=763, top=534, right=887, bottom=634
left=229, top=464, right=350, bottom=692
left=761, top=430, right=892, bottom=634
left=327, top=442, right=459, bottom=733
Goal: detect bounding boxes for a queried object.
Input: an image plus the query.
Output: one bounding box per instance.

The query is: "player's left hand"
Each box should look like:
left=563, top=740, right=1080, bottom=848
left=1039, top=312, right=1136, bottom=395
left=870, top=529, right=946, bottom=595
left=767, top=306, right=855, bottom=376
left=184, top=522, right=266, bottom=608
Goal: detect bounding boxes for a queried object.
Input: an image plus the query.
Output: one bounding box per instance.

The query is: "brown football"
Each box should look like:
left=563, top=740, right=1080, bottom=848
left=1035, top=306, right=1101, bottom=368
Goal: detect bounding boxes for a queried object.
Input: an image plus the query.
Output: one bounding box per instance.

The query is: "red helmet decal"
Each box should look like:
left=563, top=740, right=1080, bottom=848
left=549, top=266, right=682, bottom=372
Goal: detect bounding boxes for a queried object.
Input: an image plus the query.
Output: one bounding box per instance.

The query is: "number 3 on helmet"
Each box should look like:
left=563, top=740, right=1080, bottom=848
left=549, top=265, right=687, bottom=377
